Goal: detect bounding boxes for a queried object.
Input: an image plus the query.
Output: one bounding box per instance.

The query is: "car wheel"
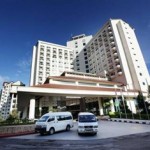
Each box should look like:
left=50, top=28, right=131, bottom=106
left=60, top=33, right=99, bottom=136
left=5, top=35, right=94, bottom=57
left=66, top=125, right=70, bottom=131
left=49, top=128, right=55, bottom=135
left=40, top=132, right=44, bottom=136
left=78, top=132, right=81, bottom=136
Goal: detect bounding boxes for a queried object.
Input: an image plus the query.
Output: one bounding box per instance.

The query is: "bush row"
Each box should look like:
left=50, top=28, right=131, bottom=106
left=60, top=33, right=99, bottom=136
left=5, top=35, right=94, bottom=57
left=109, top=112, right=150, bottom=120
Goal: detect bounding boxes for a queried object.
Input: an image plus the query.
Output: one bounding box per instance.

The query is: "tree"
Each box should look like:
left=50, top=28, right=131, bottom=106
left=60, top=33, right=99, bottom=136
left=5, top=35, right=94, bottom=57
left=11, top=109, right=19, bottom=119
left=137, top=91, right=150, bottom=114
left=6, top=109, right=19, bottom=124
left=119, top=98, right=131, bottom=113
left=103, top=99, right=111, bottom=115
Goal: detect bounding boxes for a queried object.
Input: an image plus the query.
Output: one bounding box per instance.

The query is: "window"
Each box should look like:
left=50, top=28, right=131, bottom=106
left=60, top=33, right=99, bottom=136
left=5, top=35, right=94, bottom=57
left=65, top=115, right=72, bottom=120
left=47, top=117, right=55, bottom=122
left=139, top=73, right=142, bottom=76
left=14, top=94, right=17, bottom=98
left=83, top=43, right=86, bottom=46
left=85, top=61, right=88, bottom=64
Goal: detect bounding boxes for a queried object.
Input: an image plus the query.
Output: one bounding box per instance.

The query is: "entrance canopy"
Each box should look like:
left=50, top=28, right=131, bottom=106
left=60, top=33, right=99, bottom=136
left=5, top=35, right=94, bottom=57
left=17, top=75, right=141, bottom=111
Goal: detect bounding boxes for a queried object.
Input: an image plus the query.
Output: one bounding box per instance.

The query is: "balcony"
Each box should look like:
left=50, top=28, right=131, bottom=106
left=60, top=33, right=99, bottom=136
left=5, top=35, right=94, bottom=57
left=103, top=34, right=107, bottom=37
left=98, top=38, right=102, bottom=42
left=115, top=58, right=119, bottom=62
left=112, top=47, right=117, bottom=53
left=94, top=42, right=98, bottom=46
left=116, top=64, right=121, bottom=68
left=105, top=43, right=109, bottom=47
left=110, top=74, right=115, bottom=78
left=110, top=41, right=115, bottom=45
left=109, top=68, right=114, bottom=72
left=106, top=48, right=110, bottom=53
left=113, top=52, right=117, bottom=56
left=108, top=32, right=113, bottom=35
left=109, top=36, right=114, bottom=40
left=107, top=54, right=111, bottom=58
left=108, top=26, right=111, bottom=30
left=99, top=43, right=103, bottom=47
left=118, top=71, right=123, bottom=75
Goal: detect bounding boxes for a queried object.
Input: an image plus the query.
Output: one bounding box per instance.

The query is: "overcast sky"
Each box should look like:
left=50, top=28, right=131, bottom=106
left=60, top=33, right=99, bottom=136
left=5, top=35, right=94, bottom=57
left=0, top=0, right=150, bottom=89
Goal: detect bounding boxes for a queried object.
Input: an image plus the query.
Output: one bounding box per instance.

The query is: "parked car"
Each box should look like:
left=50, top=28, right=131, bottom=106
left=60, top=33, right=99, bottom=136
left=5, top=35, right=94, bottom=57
left=77, top=112, right=98, bottom=135
left=35, top=112, right=74, bottom=135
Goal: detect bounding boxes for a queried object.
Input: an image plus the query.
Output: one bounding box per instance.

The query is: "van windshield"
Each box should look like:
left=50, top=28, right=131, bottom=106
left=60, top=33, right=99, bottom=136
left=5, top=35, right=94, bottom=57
left=37, top=116, right=49, bottom=122
left=79, top=115, right=97, bottom=122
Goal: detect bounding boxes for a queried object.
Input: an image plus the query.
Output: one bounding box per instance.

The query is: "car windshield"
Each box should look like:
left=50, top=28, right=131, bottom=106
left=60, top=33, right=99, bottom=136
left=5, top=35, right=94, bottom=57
left=79, top=115, right=97, bottom=122
left=37, top=116, right=49, bottom=122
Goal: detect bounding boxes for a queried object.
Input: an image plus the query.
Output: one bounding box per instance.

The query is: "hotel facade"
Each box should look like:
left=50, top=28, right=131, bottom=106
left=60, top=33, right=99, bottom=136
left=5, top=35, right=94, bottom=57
left=30, top=41, right=74, bottom=86
left=84, top=19, right=150, bottom=93
left=0, top=19, right=150, bottom=120
left=0, top=81, right=25, bottom=120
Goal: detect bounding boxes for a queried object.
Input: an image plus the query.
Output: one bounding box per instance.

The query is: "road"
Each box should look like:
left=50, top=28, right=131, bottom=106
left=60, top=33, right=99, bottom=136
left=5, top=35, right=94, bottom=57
left=8, top=120, right=150, bottom=140
left=1, top=121, right=150, bottom=149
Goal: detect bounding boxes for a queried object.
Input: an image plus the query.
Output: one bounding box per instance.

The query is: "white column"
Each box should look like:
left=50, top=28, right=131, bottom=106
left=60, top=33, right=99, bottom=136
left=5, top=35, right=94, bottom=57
left=98, top=98, right=104, bottom=115
left=110, top=99, right=115, bottom=113
left=127, top=99, right=136, bottom=114
left=29, top=98, right=35, bottom=120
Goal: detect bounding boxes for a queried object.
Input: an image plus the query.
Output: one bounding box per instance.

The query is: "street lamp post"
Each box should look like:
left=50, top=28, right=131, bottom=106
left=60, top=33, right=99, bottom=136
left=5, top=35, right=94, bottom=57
left=120, top=86, right=127, bottom=119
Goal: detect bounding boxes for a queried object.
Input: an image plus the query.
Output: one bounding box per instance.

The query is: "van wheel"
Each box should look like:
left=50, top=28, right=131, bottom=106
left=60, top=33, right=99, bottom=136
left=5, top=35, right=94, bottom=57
left=66, top=125, right=70, bottom=131
left=40, top=132, right=44, bottom=136
left=78, top=132, right=81, bottom=136
left=49, top=128, right=55, bottom=135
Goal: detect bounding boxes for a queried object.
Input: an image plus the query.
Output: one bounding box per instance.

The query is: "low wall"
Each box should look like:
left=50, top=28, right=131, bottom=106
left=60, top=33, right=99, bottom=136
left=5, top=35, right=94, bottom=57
left=0, top=124, right=35, bottom=137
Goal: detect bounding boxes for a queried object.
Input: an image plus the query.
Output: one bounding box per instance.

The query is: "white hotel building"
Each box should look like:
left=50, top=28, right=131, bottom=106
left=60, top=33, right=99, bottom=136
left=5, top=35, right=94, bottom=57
left=0, top=81, right=25, bottom=120
left=1, top=19, right=150, bottom=120
left=67, top=34, right=92, bottom=73
left=84, top=19, right=150, bottom=93
left=30, top=41, right=74, bottom=86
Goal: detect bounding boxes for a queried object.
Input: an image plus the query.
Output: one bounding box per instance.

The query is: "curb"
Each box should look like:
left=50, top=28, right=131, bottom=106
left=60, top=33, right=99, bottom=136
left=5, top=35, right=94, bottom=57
left=0, top=131, right=35, bottom=138
left=108, top=119, right=150, bottom=125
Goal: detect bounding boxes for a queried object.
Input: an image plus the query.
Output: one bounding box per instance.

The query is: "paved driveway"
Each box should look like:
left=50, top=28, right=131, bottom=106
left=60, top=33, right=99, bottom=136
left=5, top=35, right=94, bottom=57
left=8, top=120, right=150, bottom=140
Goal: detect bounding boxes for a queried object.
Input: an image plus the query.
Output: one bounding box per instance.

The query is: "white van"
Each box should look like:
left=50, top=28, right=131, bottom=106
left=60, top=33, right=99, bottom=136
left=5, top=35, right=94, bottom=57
left=77, top=112, right=98, bottom=135
left=35, top=112, right=74, bottom=135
